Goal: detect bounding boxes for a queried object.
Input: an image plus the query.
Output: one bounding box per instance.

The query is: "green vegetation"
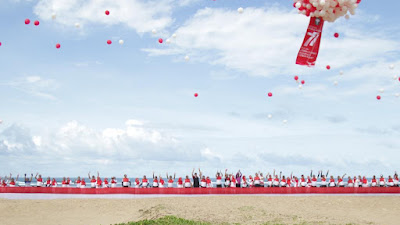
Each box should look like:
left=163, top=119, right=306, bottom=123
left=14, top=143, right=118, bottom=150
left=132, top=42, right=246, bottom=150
left=113, top=216, right=212, bottom=225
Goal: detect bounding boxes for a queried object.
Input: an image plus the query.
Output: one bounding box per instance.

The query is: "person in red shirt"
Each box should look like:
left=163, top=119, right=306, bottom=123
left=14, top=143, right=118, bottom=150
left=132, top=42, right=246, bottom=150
left=152, top=172, right=159, bottom=188
left=103, top=178, right=109, bottom=188
left=206, top=176, right=212, bottom=188
left=96, top=173, right=102, bottom=188
left=45, top=177, right=51, bottom=187
left=387, top=176, right=394, bottom=187
left=379, top=175, right=386, bottom=187
left=286, top=175, right=292, bottom=187
left=215, top=171, right=223, bottom=188
left=230, top=175, right=236, bottom=188
left=35, top=173, right=43, bottom=187
left=159, top=176, right=165, bottom=188
left=328, top=176, right=335, bottom=187
left=51, top=178, right=57, bottom=187
left=122, top=174, right=130, bottom=187
left=111, top=177, right=117, bottom=188
left=362, top=176, right=368, bottom=187
left=88, top=172, right=96, bottom=188
left=134, top=178, right=140, bottom=188
left=61, top=177, right=67, bottom=187
left=200, top=176, right=207, bottom=188
left=167, top=173, right=175, bottom=188
left=177, top=177, right=183, bottom=188
left=347, top=176, right=354, bottom=187
left=184, top=175, right=192, bottom=188
left=142, top=176, right=148, bottom=188
left=80, top=178, right=86, bottom=188
left=371, top=175, right=377, bottom=187
left=66, top=177, right=71, bottom=187
left=394, top=172, right=399, bottom=187
left=75, top=176, right=81, bottom=188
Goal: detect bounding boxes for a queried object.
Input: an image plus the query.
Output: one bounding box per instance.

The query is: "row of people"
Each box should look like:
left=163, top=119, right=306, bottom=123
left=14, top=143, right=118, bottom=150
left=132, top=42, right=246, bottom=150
left=1, top=170, right=399, bottom=188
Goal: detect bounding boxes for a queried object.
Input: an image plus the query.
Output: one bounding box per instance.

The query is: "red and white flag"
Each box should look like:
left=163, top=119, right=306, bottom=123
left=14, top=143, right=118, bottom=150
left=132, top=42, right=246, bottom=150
left=296, top=17, right=324, bottom=67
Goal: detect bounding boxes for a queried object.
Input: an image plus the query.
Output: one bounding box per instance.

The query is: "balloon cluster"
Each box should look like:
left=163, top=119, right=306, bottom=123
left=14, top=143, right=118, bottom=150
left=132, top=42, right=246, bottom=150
left=293, top=0, right=361, bottom=22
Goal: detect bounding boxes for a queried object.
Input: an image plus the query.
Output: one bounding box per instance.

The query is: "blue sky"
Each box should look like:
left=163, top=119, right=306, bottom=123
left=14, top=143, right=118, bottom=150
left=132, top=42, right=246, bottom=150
left=0, top=0, right=399, bottom=177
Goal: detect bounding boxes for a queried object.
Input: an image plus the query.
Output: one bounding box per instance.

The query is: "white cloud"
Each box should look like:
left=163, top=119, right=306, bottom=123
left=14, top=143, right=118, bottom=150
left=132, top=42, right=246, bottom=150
left=143, top=6, right=400, bottom=78
left=33, top=0, right=175, bottom=33
left=1, top=76, right=58, bottom=100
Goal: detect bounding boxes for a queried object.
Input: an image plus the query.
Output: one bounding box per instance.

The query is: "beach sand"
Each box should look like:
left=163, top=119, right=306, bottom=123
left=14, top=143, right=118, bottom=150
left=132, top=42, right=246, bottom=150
left=0, top=195, right=399, bottom=225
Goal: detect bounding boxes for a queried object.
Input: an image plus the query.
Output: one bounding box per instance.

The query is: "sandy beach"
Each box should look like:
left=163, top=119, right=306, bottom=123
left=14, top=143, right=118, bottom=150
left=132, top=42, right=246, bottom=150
left=0, top=195, right=399, bottom=225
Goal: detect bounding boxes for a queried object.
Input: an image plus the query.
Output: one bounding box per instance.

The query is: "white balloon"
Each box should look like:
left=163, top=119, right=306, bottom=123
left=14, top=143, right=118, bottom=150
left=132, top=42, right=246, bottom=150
left=184, top=55, right=190, bottom=61
left=268, top=114, right=272, bottom=119
left=283, top=120, right=288, bottom=124
left=298, top=84, right=303, bottom=89
left=389, top=64, right=395, bottom=70
left=237, top=7, right=244, bottom=13
left=0, top=119, right=2, bottom=124
left=119, top=39, right=124, bottom=45
left=395, top=93, right=400, bottom=98
left=345, top=14, right=350, bottom=19
left=166, top=39, right=171, bottom=44
left=339, top=71, right=344, bottom=75
left=172, top=33, right=177, bottom=38
left=75, top=22, right=80, bottom=28
left=51, top=13, right=57, bottom=20
left=152, top=29, right=157, bottom=34
left=379, top=88, right=385, bottom=93
left=333, top=81, right=338, bottom=86
left=393, top=75, right=398, bottom=80
left=295, top=2, right=302, bottom=8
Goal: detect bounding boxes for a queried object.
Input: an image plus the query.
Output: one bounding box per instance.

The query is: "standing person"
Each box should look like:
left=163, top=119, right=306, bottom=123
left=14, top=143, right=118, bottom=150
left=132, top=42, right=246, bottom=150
left=184, top=175, right=192, bottom=188
left=371, top=176, right=377, bottom=187
left=8, top=174, right=19, bottom=187
left=328, top=176, right=335, bottom=187
left=152, top=172, right=159, bottom=188
left=224, top=169, right=230, bottom=188
left=254, top=173, right=261, bottom=187
left=111, top=177, right=117, bottom=188
left=266, top=174, right=272, bottom=187
left=379, top=175, right=386, bottom=187
left=248, top=175, right=254, bottom=188
left=51, top=178, right=57, bottom=187
left=177, top=177, right=183, bottom=188
left=88, top=172, right=96, bottom=188
left=280, top=175, right=287, bottom=187
left=200, top=176, right=207, bottom=188
left=142, top=176, right=148, bottom=188
left=66, top=177, right=71, bottom=187
left=35, top=173, right=43, bottom=187
left=347, top=176, right=354, bottom=187
left=24, top=173, right=33, bottom=187
left=337, top=174, right=346, bottom=187
left=235, top=170, right=242, bottom=188
left=75, top=176, right=81, bottom=188
left=61, top=177, right=67, bottom=187
left=167, top=173, right=175, bottom=188
left=230, top=174, right=237, bottom=188
left=286, top=174, right=292, bottom=187
left=394, top=172, right=399, bottom=187
left=259, top=173, right=265, bottom=187
left=192, top=168, right=200, bottom=188
left=103, top=178, right=109, bottom=188
left=45, top=177, right=51, bottom=187
left=122, top=174, right=131, bottom=187
left=300, top=175, right=307, bottom=187
left=353, top=176, right=359, bottom=188
left=134, top=178, right=140, bottom=188
left=387, top=176, right=394, bottom=187
left=80, top=178, right=86, bottom=188
left=159, top=175, right=165, bottom=188
left=241, top=176, right=248, bottom=188
left=362, top=176, right=369, bottom=187
left=206, top=176, right=212, bottom=188
left=215, top=171, right=223, bottom=188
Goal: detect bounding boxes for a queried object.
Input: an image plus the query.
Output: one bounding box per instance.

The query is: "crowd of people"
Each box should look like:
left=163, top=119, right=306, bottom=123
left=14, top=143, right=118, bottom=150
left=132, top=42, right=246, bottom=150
left=1, top=169, right=399, bottom=188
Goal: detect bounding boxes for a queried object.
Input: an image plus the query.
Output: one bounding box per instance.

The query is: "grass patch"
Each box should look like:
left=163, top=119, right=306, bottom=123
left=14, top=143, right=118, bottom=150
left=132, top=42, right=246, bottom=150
left=113, top=216, right=212, bottom=225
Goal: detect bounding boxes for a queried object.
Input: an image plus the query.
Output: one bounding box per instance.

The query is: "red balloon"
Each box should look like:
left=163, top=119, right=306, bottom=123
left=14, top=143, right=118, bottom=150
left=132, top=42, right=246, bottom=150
left=0, top=42, right=2, bottom=47
left=334, top=33, right=339, bottom=38
left=294, top=76, right=299, bottom=81
left=301, top=80, right=305, bottom=85
left=268, top=92, right=273, bottom=97
left=55, top=43, right=61, bottom=49
left=376, top=95, right=381, bottom=100
left=34, top=20, right=39, bottom=26
left=356, top=0, right=361, bottom=3
left=25, top=19, right=30, bottom=25
left=326, top=65, right=331, bottom=70
left=158, top=38, right=163, bottom=44
left=194, top=93, right=198, bottom=97
left=105, top=10, right=110, bottom=15
left=107, top=40, right=112, bottom=45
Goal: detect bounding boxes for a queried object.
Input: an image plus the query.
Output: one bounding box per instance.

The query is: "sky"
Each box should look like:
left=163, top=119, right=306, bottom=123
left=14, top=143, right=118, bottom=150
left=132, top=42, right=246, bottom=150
left=0, top=0, right=399, bottom=178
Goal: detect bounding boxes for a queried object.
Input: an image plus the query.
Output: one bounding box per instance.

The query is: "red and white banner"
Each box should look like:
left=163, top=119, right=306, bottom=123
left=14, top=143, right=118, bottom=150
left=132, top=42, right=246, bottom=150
left=296, top=17, right=325, bottom=67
